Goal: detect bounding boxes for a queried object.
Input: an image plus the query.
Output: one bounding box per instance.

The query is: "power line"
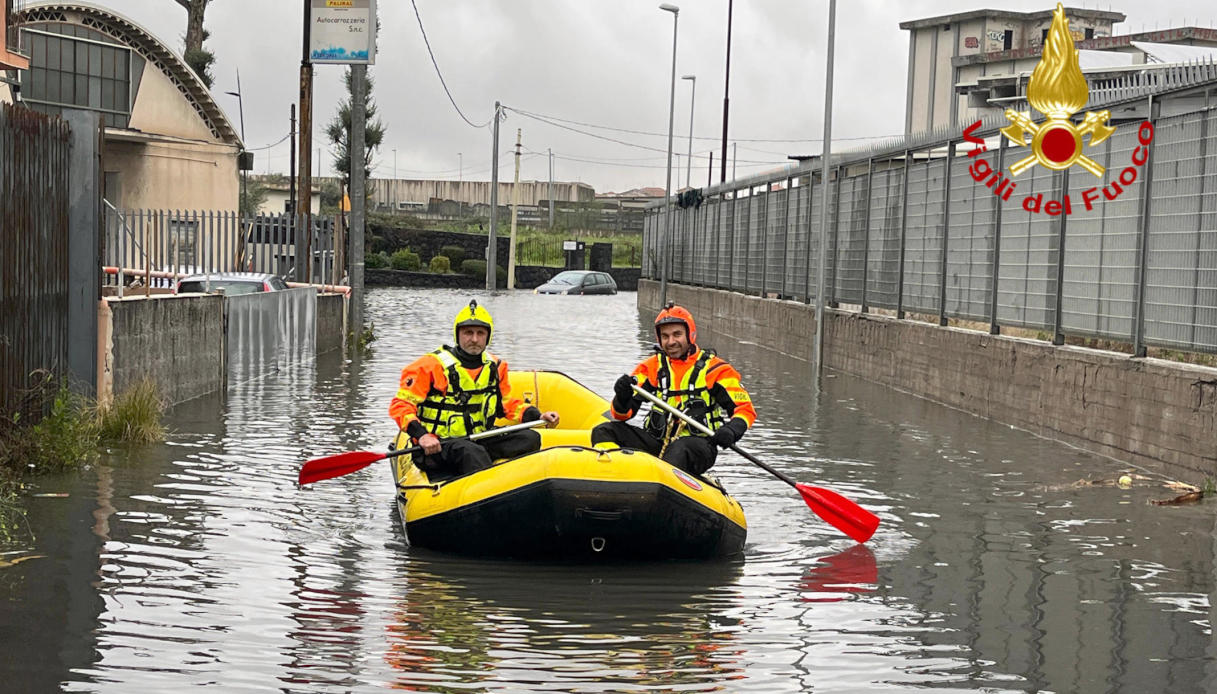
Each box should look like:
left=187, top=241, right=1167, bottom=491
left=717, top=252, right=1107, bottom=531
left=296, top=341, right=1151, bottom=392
left=410, top=0, right=493, bottom=129
left=505, top=105, right=899, bottom=144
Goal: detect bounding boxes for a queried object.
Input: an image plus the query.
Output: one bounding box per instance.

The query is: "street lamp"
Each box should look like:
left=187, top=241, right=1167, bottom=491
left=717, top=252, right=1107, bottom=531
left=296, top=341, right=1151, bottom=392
left=224, top=70, right=247, bottom=215
left=659, top=3, right=679, bottom=308
left=682, top=74, right=696, bottom=190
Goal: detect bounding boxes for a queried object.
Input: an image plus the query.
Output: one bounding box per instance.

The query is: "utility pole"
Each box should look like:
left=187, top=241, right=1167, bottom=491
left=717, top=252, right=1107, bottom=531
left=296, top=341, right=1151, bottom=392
left=508, top=129, right=522, bottom=290
left=813, top=0, right=838, bottom=377
left=487, top=101, right=501, bottom=290
left=350, top=64, right=367, bottom=335
left=298, top=0, right=313, bottom=283
left=708, top=151, right=713, bottom=187
left=289, top=103, right=296, bottom=214
left=548, top=148, right=554, bottom=229
left=721, top=0, right=733, bottom=183
left=732, top=142, right=737, bottom=179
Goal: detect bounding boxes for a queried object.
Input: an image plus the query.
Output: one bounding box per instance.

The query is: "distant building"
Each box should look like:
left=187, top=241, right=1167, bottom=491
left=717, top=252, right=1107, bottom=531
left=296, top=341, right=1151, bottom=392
left=248, top=175, right=320, bottom=216
left=900, top=6, right=1217, bottom=133
left=1, top=2, right=243, bottom=210
left=0, top=0, right=30, bottom=72
left=368, top=178, right=595, bottom=212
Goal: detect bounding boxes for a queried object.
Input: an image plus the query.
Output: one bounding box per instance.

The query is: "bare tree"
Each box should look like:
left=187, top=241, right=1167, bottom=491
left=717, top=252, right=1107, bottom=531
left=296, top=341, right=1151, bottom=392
left=173, top=0, right=215, bottom=88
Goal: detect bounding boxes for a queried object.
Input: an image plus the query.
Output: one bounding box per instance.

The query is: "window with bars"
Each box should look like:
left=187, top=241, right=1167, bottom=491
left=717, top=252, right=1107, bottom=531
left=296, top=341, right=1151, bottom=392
left=18, top=23, right=136, bottom=128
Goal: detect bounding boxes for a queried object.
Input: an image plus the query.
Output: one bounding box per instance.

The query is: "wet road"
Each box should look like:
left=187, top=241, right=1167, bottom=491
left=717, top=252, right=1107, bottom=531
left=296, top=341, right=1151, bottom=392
left=2, top=288, right=1215, bottom=692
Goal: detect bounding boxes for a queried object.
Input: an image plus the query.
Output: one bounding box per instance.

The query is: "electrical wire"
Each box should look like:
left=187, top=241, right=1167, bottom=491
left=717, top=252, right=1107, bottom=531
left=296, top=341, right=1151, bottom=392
left=410, top=0, right=493, bottom=129
left=504, top=105, right=899, bottom=144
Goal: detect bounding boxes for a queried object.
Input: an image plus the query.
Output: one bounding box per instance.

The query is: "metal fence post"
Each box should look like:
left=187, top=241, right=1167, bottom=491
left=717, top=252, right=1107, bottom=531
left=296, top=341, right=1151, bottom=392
left=804, top=171, right=817, bottom=303
left=1052, top=167, right=1069, bottom=345
left=782, top=177, right=793, bottom=298
left=897, top=151, right=910, bottom=318
left=729, top=190, right=738, bottom=291
left=989, top=137, right=1007, bottom=335
left=743, top=189, right=753, bottom=293
left=861, top=157, right=874, bottom=313
left=1133, top=97, right=1159, bottom=358
left=761, top=184, right=769, bottom=297
left=939, top=143, right=955, bottom=326
left=1189, top=110, right=1209, bottom=348
left=828, top=166, right=842, bottom=308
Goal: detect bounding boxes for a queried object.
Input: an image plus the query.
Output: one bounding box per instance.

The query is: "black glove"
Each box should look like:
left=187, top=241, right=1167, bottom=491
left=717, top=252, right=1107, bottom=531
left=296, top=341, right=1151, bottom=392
left=614, top=374, right=636, bottom=402
left=710, top=418, right=747, bottom=449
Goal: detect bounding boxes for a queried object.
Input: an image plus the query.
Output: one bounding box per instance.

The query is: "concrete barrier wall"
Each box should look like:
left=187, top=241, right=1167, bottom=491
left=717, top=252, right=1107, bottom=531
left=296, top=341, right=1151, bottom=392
left=102, top=294, right=226, bottom=406
left=640, top=280, right=1217, bottom=479
left=317, top=294, right=345, bottom=354
left=101, top=288, right=349, bottom=406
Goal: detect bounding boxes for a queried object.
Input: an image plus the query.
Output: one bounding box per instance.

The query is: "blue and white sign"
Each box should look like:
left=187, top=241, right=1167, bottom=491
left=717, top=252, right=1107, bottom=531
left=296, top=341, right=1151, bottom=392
left=309, top=0, right=377, bottom=65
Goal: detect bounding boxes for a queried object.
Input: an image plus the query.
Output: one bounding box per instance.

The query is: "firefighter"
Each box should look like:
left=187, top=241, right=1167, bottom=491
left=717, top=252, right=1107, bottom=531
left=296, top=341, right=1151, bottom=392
left=591, top=303, right=756, bottom=475
left=390, top=300, right=559, bottom=479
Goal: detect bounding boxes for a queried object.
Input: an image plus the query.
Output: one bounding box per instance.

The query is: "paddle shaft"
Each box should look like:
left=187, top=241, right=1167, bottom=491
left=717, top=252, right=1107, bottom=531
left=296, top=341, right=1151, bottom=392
left=631, top=384, right=800, bottom=490
left=386, top=418, right=548, bottom=459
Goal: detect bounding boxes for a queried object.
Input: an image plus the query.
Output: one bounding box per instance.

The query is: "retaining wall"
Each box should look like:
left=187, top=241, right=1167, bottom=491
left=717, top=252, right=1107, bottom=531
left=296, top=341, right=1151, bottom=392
left=640, top=280, right=1217, bottom=479
left=101, top=294, right=226, bottom=406
left=99, top=290, right=347, bottom=406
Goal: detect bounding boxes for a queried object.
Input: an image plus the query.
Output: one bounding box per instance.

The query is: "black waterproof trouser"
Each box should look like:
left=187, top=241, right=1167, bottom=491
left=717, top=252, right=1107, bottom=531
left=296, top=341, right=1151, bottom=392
left=590, top=420, right=718, bottom=476
left=414, top=430, right=542, bottom=481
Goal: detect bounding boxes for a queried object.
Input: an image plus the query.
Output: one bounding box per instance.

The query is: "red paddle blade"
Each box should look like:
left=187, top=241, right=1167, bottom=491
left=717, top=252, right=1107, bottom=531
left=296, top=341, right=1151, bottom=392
left=298, top=450, right=386, bottom=485
left=796, top=483, right=880, bottom=543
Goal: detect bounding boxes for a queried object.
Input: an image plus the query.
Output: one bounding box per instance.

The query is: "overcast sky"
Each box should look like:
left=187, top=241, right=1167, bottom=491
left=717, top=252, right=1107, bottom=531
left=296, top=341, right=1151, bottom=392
left=108, top=0, right=1217, bottom=194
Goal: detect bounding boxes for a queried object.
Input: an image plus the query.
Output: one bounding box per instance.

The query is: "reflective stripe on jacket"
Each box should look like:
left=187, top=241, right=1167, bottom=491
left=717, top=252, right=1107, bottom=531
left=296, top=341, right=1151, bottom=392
left=613, top=347, right=757, bottom=439
left=389, top=346, right=527, bottom=437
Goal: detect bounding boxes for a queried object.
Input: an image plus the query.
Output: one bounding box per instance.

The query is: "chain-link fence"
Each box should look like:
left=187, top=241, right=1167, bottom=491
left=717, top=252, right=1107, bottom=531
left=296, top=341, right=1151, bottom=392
left=646, top=94, right=1217, bottom=356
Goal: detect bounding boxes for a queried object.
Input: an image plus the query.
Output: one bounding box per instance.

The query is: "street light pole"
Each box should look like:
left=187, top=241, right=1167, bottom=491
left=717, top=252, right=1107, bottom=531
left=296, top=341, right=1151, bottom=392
left=659, top=3, right=679, bottom=308
left=720, top=0, right=733, bottom=183
left=682, top=74, right=696, bottom=190
left=392, top=148, right=397, bottom=211
left=458, top=152, right=463, bottom=181
left=225, top=70, right=246, bottom=214
left=813, top=0, right=838, bottom=377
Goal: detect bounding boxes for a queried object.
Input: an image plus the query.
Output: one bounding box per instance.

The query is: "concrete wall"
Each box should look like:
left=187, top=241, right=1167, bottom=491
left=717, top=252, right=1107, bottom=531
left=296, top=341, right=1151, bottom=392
left=100, top=288, right=348, bottom=406
left=102, top=294, right=226, bottom=406
left=317, top=293, right=346, bottom=354
left=640, top=280, right=1217, bottom=479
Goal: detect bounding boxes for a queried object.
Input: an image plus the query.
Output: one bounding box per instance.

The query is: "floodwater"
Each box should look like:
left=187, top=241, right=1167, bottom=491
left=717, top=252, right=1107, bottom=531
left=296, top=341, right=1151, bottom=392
left=2, top=288, right=1216, bottom=693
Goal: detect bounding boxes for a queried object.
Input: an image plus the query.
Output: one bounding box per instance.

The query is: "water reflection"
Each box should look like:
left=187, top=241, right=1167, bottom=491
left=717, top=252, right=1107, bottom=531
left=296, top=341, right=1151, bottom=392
left=0, top=288, right=1213, bottom=692
left=383, top=555, right=746, bottom=692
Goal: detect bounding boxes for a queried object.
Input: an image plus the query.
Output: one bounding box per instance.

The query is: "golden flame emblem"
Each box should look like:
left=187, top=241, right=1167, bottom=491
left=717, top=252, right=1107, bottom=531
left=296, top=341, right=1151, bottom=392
left=1001, top=3, right=1115, bottom=176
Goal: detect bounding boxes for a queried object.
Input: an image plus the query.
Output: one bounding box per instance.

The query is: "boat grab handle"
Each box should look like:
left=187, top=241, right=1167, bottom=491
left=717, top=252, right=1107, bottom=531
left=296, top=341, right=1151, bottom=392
left=575, top=507, right=631, bottom=521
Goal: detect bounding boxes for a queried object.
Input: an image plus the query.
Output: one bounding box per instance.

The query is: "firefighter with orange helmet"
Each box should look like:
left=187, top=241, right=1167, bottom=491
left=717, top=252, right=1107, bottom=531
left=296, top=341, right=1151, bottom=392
left=390, top=300, right=559, bottom=479
left=591, top=303, right=756, bottom=476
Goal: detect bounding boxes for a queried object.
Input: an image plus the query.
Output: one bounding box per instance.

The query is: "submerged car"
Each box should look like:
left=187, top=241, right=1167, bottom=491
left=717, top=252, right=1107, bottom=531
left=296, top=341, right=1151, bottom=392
left=534, top=270, right=618, bottom=295
left=175, top=272, right=288, bottom=295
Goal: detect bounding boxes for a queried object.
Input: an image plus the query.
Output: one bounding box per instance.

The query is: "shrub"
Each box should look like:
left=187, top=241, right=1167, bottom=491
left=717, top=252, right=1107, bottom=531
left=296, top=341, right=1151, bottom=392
left=429, top=255, right=451, bottom=274
left=459, top=259, right=485, bottom=277
left=390, top=249, right=421, bottom=271
left=459, top=260, right=507, bottom=283
left=440, top=245, right=466, bottom=265
left=365, top=251, right=388, bottom=269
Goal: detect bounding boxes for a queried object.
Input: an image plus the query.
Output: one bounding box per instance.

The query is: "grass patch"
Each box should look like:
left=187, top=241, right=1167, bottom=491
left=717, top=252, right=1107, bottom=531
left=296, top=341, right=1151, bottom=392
left=96, top=378, right=166, bottom=444
left=1, top=375, right=167, bottom=543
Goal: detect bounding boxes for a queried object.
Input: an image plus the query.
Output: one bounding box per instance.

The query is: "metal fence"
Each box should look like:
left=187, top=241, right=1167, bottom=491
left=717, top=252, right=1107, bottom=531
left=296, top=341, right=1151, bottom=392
left=645, top=95, right=1217, bottom=356
left=103, top=208, right=341, bottom=289
left=0, top=103, right=70, bottom=418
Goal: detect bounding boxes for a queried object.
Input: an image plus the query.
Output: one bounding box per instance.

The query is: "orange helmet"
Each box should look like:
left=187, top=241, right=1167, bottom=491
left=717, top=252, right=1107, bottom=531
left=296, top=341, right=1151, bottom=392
left=654, top=303, right=696, bottom=345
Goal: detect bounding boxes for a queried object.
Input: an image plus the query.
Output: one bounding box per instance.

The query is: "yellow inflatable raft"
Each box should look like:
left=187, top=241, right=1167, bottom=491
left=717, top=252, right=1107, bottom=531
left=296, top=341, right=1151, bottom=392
left=391, top=371, right=747, bottom=560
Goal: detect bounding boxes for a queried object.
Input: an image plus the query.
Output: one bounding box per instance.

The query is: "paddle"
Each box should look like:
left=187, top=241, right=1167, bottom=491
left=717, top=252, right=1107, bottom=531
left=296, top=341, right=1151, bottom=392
left=632, top=385, right=880, bottom=543
left=298, top=419, right=548, bottom=486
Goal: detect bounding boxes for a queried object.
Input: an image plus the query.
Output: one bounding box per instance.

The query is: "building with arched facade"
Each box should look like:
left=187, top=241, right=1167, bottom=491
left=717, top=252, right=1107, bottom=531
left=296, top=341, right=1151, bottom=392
left=1, top=2, right=243, bottom=210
